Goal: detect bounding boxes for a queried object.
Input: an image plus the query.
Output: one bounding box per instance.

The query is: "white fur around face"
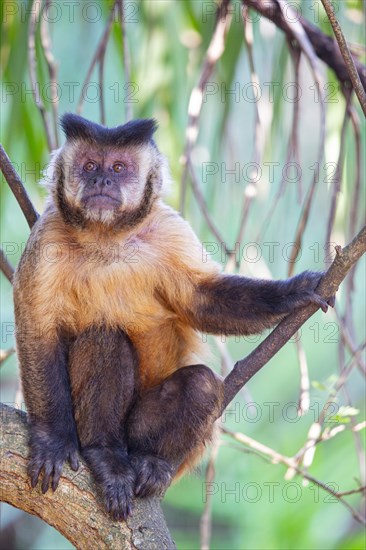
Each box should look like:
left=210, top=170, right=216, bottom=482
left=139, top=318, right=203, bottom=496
left=44, top=140, right=171, bottom=226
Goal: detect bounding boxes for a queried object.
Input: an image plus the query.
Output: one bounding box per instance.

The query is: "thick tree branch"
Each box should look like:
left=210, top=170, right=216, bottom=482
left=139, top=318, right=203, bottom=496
left=0, top=404, right=176, bottom=550
left=223, top=224, right=366, bottom=409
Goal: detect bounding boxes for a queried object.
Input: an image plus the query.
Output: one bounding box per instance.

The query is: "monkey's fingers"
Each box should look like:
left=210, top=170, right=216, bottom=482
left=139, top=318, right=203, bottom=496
left=51, top=460, right=64, bottom=492
left=41, top=460, right=54, bottom=494
left=28, top=458, right=44, bottom=489
left=307, top=292, right=329, bottom=313
left=50, top=450, right=79, bottom=491
left=133, top=455, right=172, bottom=498
left=68, top=450, right=80, bottom=472
left=104, top=478, right=134, bottom=521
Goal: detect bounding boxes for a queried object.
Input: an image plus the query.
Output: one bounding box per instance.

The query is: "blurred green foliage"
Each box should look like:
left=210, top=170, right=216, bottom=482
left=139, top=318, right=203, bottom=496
left=1, top=1, right=365, bottom=549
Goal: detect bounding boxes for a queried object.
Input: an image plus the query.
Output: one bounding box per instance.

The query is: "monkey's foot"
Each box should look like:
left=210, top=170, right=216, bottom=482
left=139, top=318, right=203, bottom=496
left=292, top=271, right=336, bottom=313
left=28, top=431, right=79, bottom=493
left=131, top=455, right=173, bottom=498
left=102, top=467, right=136, bottom=521
left=82, top=446, right=136, bottom=521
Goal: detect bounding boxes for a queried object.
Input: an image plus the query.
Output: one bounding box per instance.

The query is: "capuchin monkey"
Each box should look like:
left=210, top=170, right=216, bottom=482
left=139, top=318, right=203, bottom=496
left=13, top=114, right=334, bottom=521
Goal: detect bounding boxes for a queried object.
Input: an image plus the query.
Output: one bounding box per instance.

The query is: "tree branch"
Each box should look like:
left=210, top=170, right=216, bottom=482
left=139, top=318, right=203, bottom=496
left=242, top=0, right=366, bottom=93
left=320, top=0, right=366, bottom=116
left=222, top=427, right=366, bottom=525
left=76, top=2, right=117, bottom=115
left=0, top=248, right=15, bottom=283
left=28, top=0, right=55, bottom=151
left=0, top=145, right=39, bottom=228
left=222, top=224, right=366, bottom=409
left=0, top=403, right=175, bottom=550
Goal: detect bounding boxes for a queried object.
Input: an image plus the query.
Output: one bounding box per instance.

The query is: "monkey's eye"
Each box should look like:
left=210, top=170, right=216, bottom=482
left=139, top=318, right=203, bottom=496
left=84, top=161, right=97, bottom=172
left=113, top=162, right=126, bottom=173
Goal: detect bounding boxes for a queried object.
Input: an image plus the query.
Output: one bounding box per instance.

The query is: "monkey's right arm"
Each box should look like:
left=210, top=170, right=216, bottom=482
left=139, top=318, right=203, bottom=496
left=13, top=249, right=79, bottom=493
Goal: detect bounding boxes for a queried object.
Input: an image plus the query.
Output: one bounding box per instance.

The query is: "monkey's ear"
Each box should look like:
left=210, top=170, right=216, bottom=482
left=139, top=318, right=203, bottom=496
left=60, top=113, right=96, bottom=142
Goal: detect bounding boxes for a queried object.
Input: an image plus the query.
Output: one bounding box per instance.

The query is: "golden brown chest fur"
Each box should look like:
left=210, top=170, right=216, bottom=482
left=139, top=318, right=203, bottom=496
left=15, top=201, right=219, bottom=388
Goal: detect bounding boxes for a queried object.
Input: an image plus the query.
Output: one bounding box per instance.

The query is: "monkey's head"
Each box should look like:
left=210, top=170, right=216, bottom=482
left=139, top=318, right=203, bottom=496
left=49, top=113, right=168, bottom=230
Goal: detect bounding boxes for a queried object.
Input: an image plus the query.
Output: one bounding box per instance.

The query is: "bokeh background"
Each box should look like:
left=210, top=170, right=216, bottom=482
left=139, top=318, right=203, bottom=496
left=1, top=0, right=365, bottom=548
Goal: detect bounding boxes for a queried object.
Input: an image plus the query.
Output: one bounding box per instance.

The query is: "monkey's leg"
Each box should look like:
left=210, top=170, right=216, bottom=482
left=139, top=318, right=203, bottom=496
left=126, top=364, right=224, bottom=498
left=68, top=326, right=138, bottom=520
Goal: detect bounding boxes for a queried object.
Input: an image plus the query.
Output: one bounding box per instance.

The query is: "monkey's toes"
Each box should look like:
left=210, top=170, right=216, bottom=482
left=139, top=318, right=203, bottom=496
left=103, top=476, right=135, bottom=521
left=308, top=292, right=330, bottom=313
left=28, top=438, right=80, bottom=493
left=132, top=455, right=173, bottom=498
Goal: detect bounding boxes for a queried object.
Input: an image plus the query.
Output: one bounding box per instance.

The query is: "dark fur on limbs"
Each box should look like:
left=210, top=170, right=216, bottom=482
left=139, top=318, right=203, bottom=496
left=68, top=326, right=138, bottom=521
left=68, top=327, right=223, bottom=518
left=127, top=364, right=224, bottom=497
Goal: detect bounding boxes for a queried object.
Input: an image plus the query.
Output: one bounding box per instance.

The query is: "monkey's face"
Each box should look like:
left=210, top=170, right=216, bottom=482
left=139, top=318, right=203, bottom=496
left=61, top=142, right=157, bottom=227
left=52, top=114, right=165, bottom=230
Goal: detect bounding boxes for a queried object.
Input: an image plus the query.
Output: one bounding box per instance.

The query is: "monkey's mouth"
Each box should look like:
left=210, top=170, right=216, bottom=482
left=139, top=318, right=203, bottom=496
left=84, top=194, right=121, bottom=210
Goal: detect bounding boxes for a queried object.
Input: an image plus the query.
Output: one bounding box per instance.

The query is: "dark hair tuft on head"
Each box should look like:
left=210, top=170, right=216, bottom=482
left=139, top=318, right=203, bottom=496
left=60, top=113, right=158, bottom=147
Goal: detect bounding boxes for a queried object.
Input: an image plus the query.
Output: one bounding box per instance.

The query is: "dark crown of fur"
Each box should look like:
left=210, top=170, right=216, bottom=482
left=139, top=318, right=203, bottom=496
left=60, top=113, right=158, bottom=147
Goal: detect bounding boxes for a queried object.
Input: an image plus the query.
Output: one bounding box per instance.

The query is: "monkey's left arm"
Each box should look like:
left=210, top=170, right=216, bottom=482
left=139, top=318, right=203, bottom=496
left=157, top=215, right=334, bottom=336
left=181, top=270, right=333, bottom=336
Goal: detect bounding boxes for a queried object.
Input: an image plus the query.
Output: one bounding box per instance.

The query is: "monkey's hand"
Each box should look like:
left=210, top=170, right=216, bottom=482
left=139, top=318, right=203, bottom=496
left=288, top=271, right=336, bottom=313
left=28, top=428, right=80, bottom=494
left=130, top=454, right=173, bottom=498
left=82, top=446, right=136, bottom=521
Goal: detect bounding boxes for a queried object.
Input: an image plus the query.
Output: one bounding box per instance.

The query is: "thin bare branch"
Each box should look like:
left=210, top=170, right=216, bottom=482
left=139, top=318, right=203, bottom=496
left=199, top=437, right=221, bottom=550
left=77, top=2, right=117, bottom=115
left=336, top=311, right=366, bottom=376
left=117, top=0, right=133, bottom=122
left=188, top=158, right=229, bottom=254
left=337, top=486, right=366, bottom=497
left=325, top=94, right=352, bottom=262
left=284, top=42, right=302, bottom=202
left=0, top=348, right=15, bottom=365
left=231, top=6, right=263, bottom=265
left=294, top=340, right=366, bottom=472
left=180, top=0, right=232, bottom=215
left=344, top=106, right=362, bottom=336
left=28, top=0, right=55, bottom=151
left=296, top=339, right=310, bottom=416
left=342, top=381, right=366, bottom=485
left=98, top=52, right=107, bottom=125
left=316, top=341, right=364, bottom=429
left=40, top=0, right=59, bottom=148
left=0, top=249, right=15, bottom=284
left=320, top=0, right=366, bottom=116
left=258, top=43, right=302, bottom=247
left=0, top=145, right=39, bottom=228
left=274, top=0, right=326, bottom=274
left=222, top=428, right=366, bottom=525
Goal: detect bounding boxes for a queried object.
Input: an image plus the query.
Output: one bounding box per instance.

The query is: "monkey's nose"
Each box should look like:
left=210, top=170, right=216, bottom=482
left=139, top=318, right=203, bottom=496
left=93, top=177, right=112, bottom=189
left=99, top=178, right=112, bottom=188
